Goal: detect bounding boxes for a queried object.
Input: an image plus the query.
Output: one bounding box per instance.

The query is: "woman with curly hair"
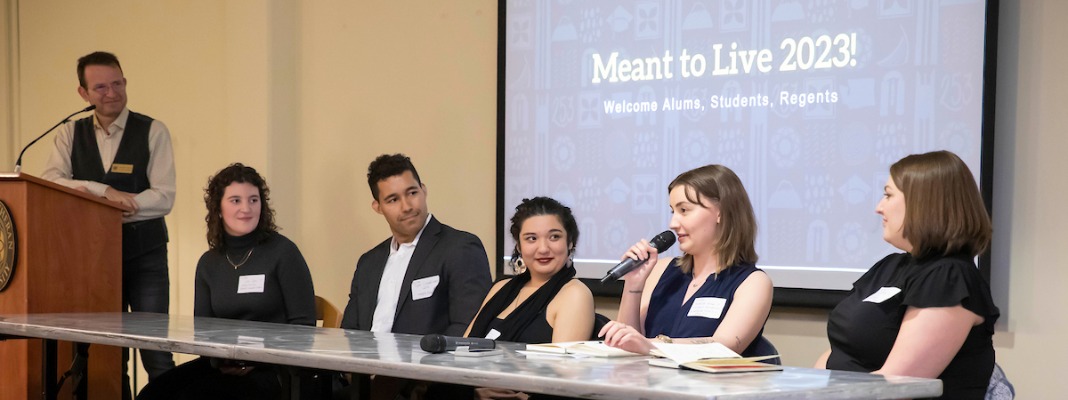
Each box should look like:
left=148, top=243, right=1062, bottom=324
left=138, top=163, right=315, bottom=400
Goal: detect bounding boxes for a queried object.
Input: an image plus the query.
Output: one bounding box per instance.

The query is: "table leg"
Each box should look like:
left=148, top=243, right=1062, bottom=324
left=72, top=342, right=89, bottom=399
left=42, top=339, right=57, bottom=400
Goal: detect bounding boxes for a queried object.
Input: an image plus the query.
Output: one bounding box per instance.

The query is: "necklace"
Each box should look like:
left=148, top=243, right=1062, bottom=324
left=226, top=248, right=255, bottom=269
left=690, top=271, right=719, bottom=288
left=690, top=276, right=706, bottom=288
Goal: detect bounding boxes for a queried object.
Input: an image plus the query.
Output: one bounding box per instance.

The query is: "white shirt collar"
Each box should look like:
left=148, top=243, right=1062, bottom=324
left=94, top=107, right=130, bottom=133
left=389, top=213, right=433, bottom=253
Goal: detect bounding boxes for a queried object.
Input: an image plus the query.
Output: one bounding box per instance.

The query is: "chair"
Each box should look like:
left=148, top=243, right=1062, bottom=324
left=316, top=295, right=341, bottom=328
left=279, top=296, right=342, bottom=399
left=749, top=336, right=782, bottom=365
left=985, top=363, right=1015, bottom=400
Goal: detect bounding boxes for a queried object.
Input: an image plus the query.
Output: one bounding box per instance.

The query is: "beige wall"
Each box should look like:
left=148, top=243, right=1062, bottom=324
left=1, top=0, right=15, bottom=167
left=4, top=0, right=1066, bottom=396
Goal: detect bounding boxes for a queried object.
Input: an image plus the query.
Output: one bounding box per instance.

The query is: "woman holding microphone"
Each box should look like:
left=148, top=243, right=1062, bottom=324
left=600, top=164, right=773, bottom=357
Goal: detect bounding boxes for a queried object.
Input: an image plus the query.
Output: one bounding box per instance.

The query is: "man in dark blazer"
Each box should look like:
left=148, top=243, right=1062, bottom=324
left=341, top=154, right=491, bottom=336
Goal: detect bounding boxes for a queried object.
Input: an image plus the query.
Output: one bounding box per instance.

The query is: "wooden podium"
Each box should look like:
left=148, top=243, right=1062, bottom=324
left=0, top=173, right=124, bottom=400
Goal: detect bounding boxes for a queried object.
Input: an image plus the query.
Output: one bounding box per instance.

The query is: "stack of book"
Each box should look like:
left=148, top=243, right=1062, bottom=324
left=648, top=342, right=781, bottom=374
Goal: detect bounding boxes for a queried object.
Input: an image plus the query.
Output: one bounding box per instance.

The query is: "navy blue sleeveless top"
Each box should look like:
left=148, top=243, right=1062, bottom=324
left=644, top=259, right=766, bottom=357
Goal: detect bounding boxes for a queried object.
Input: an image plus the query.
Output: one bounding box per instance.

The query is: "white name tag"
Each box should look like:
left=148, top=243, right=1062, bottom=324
left=411, top=275, right=440, bottom=301
left=486, top=329, right=502, bottom=340
left=237, top=274, right=266, bottom=294
left=688, top=297, right=726, bottom=319
left=863, top=287, right=902, bottom=303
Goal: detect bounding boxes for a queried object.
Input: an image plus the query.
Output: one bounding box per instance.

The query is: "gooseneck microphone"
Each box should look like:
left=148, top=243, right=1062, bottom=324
left=600, top=230, right=677, bottom=283
left=14, top=104, right=96, bottom=173
left=420, top=334, right=496, bottom=354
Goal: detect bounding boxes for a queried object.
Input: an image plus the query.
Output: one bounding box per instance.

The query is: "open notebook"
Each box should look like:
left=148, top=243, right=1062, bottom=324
left=524, top=341, right=643, bottom=358
left=648, top=342, right=782, bottom=374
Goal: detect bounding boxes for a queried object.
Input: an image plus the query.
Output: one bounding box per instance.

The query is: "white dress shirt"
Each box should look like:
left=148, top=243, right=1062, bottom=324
left=371, top=214, right=433, bottom=333
left=40, top=107, right=176, bottom=223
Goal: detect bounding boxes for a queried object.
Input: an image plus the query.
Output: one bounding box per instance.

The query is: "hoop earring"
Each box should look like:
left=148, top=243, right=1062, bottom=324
left=514, top=258, right=527, bottom=274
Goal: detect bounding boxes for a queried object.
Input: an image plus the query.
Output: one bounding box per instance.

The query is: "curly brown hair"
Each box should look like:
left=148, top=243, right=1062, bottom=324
left=204, top=163, right=278, bottom=251
left=367, top=153, right=422, bottom=201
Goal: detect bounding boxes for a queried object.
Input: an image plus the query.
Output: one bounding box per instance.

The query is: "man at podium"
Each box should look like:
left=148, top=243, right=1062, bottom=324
left=40, top=51, right=177, bottom=399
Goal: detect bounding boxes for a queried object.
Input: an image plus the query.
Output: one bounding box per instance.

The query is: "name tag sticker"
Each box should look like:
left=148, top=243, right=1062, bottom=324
left=688, top=297, right=726, bottom=319
left=863, top=287, right=902, bottom=303
left=411, top=275, right=440, bottom=301
left=110, top=163, right=134, bottom=174
left=237, top=274, right=266, bottom=294
left=486, top=329, right=502, bottom=340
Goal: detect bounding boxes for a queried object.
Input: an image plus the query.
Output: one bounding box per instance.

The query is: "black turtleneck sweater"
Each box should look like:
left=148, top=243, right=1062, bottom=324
left=194, top=231, right=316, bottom=326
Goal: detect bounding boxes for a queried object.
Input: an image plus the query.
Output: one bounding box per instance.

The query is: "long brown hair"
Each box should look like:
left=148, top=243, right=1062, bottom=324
left=204, top=163, right=278, bottom=251
left=890, top=150, right=991, bottom=259
left=668, top=165, right=758, bottom=273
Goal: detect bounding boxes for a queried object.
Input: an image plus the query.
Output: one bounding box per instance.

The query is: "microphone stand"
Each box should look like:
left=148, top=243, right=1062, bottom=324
left=13, top=105, right=96, bottom=173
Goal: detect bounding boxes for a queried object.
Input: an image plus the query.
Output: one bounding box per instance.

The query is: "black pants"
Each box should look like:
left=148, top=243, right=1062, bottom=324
left=136, top=357, right=281, bottom=400
left=121, top=245, right=175, bottom=398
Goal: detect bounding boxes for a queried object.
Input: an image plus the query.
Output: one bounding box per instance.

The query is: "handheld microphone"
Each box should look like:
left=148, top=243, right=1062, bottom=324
left=14, top=104, right=96, bottom=173
left=600, top=230, right=676, bottom=283
left=419, top=334, right=496, bottom=354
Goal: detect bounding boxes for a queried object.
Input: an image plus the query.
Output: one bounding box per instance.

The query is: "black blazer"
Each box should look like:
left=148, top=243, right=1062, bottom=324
left=340, top=216, right=491, bottom=336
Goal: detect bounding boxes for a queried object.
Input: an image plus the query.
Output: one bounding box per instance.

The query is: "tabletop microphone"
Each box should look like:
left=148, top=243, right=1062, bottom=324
left=14, top=104, right=96, bottom=173
left=420, top=334, right=496, bottom=354
left=600, top=230, right=676, bottom=283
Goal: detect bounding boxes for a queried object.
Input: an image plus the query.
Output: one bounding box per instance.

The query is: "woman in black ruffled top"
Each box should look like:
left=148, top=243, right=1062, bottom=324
left=817, top=151, right=999, bottom=399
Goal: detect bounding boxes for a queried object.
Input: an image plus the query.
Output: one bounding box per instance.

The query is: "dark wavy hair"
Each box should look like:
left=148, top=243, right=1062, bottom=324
left=77, top=51, right=122, bottom=89
left=367, top=153, right=422, bottom=200
left=890, top=150, right=991, bottom=259
left=204, top=163, right=278, bottom=251
left=668, top=164, right=758, bottom=273
left=509, top=197, right=579, bottom=269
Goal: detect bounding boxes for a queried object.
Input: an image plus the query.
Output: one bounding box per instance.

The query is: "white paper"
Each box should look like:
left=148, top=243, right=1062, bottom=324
left=237, top=274, right=266, bottom=294
left=687, top=297, right=726, bottom=319
left=411, top=275, right=440, bottom=300
left=862, top=287, right=902, bottom=303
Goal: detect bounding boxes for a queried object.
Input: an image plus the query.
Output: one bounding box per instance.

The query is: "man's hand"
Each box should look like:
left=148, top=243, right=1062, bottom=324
left=103, top=186, right=139, bottom=216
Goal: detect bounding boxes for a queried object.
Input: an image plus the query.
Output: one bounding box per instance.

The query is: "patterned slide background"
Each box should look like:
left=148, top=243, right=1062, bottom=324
left=502, top=0, right=991, bottom=290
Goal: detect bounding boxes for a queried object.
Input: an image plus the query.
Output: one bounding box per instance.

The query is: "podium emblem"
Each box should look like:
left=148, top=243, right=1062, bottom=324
left=0, top=200, right=15, bottom=291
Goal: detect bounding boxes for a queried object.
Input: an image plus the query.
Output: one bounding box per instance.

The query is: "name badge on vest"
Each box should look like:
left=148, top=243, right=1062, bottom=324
left=111, top=163, right=134, bottom=174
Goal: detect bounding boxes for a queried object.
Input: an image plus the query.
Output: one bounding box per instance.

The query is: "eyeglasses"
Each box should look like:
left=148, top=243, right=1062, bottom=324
left=90, top=81, right=126, bottom=95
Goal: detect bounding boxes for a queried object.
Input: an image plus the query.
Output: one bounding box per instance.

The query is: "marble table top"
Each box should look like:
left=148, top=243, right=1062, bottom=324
left=0, top=312, right=940, bottom=399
